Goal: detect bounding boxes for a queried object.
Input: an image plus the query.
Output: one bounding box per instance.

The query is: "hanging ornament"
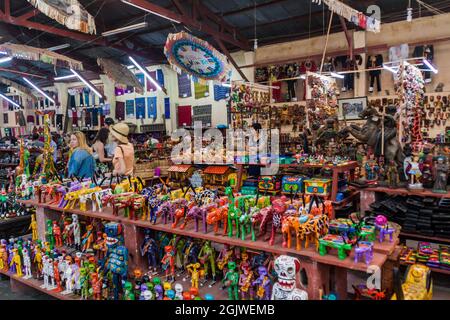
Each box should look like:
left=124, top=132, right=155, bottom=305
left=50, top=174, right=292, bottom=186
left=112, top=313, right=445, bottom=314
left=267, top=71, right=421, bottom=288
left=27, top=0, right=96, bottom=34
left=164, top=31, right=232, bottom=84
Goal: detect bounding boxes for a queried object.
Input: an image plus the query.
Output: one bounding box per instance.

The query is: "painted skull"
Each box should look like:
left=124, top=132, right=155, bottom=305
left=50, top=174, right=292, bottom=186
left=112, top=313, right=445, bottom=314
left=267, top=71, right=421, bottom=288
left=104, top=222, right=123, bottom=248
left=175, top=283, right=183, bottom=293
left=274, top=255, right=300, bottom=292
left=143, top=290, right=153, bottom=300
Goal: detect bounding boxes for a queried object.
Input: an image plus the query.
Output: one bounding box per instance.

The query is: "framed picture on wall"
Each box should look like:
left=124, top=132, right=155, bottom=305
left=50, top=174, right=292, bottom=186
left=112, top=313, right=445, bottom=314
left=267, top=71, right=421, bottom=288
left=338, top=97, right=368, bottom=120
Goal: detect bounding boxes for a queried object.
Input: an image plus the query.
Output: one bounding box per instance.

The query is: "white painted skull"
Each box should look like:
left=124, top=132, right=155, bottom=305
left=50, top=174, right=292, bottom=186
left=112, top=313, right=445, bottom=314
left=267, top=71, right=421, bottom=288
left=273, top=255, right=300, bottom=292
left=143, top=290, right=153, bottom=300
left=175, top=283, right=183, bottom=293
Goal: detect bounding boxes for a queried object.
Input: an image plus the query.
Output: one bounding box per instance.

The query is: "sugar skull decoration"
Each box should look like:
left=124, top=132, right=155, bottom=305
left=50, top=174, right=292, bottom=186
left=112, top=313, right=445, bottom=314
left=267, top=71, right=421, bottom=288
left=271, top=255, right=308, bottom=300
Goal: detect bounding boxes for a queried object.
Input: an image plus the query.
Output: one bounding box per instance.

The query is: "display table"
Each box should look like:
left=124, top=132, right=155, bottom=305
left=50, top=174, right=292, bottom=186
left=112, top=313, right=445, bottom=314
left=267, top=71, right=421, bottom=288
left=20, top=198, right=399, bottom=300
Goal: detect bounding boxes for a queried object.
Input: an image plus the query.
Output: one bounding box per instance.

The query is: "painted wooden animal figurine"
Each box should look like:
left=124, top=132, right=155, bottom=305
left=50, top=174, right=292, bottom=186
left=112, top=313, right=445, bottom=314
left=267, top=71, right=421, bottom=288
left=354, top=240, right=374, bottom=264
left=206, top=206, right=228, bottom=235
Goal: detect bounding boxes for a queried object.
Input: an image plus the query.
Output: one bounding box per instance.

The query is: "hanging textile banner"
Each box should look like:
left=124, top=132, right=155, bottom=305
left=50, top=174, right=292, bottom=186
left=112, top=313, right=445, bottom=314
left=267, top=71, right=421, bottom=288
left=164, top=31, right=232, bottom=84
left=135, top=97, right=146, bottom=119
left=126, top=100, right=135, bottom=118
left=27, top=0, right=96, bottom=34
left=312, top=0, right=380, bottom=33
left=97, top=58, right=143, bottom=93
left=147, top=97, right=157, bottom=120
left=0, top=43, right=83, bottom=70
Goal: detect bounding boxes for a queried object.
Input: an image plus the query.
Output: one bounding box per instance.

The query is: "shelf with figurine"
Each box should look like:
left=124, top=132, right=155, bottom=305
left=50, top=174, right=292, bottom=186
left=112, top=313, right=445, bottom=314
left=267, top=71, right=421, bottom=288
left=18, top=175, right=398, bottom=271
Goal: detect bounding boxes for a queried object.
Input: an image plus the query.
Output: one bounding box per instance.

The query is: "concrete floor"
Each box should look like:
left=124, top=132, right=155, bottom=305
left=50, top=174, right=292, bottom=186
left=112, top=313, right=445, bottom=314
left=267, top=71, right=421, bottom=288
left=0, top=276, right=55, bottom=300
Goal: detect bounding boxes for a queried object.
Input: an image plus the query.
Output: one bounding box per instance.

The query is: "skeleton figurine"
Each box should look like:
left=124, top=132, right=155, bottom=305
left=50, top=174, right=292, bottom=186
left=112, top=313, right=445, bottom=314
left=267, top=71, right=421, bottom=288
left=271, top=255, right=308, bottom=300
left=40, top=255, right=49, bottom=289
left=22, top=248, right=32, bottom=279
left=70, top=214, right=81, bottom=250
left=62, top=257, right=74, bottom=295
left=47, top=257, right=56, bottom=290
left=140, top=231, right=158, bottom=275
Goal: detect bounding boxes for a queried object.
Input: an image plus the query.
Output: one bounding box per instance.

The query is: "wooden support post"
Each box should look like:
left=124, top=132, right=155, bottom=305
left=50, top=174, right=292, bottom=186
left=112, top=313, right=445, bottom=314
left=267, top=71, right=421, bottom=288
left=215, top=37, right=249, bottom=82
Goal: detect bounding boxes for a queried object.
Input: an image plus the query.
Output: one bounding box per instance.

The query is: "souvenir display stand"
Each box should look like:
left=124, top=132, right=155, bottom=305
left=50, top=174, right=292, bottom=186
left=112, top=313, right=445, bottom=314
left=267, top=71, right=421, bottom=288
left=15, top=197, right=399, bottom=300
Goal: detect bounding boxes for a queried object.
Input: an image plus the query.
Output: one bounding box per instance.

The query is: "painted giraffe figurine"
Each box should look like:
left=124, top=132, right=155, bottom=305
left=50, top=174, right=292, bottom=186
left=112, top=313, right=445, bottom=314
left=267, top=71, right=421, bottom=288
left=225, top=187, right=241, bottom=238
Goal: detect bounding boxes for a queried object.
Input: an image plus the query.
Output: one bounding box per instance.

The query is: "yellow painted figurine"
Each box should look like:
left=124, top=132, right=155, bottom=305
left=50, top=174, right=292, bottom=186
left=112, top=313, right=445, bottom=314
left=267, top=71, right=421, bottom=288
left=0, top=243, right=7, bottom=271
left=34, top=246, right=43, bottom=276
left=10, top=249, right=23, bottom=277
left=186, top=263, right=202, bottom=289
left=392, top=264, right=433, bottom=300
left=28, top=214, right=38, bottom=241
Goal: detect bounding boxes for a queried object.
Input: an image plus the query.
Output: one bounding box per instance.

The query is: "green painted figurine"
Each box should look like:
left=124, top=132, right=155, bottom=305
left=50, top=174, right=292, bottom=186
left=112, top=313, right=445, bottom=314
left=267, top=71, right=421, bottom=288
left=222, top=261, right=239, bottom=300
left=198, top=240, right=216, bottom=287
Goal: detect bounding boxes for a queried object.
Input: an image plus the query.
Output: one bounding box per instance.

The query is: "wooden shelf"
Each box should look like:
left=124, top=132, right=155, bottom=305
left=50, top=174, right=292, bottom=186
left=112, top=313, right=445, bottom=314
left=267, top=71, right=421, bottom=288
left=0, top=268, right=79, bottom=300
left=399, top=261, right=450, bottom=276
left=20, top=199, right=393, bottom=272
left=0, top=163, right=18, bottom=167
left=399, top=232, right=450, bottom=245
left=0, top=148, right=19, bottom=153
left=361, top=186, right=450, bottom=198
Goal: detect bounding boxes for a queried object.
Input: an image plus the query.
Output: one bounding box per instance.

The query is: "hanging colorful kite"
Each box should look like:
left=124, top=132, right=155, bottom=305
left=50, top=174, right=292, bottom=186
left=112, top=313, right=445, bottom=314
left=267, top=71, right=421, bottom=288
left=164, top=31, right=232, bottom=84
left=27, top=0, right=96, bottom=34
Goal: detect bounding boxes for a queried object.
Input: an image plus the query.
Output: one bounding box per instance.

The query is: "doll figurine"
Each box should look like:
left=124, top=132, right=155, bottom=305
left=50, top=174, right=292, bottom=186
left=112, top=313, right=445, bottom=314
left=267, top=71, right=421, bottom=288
left=406, top=155, right=424, bottom=190
left=271, top=255, right=308, bottom=300
left=433, top=155, right=449, bottom=193
left=252, top=266, right=271, bottom=300
left=0, top=240, right=7, bottom=271
left=161, top=245, right=175, bottom=282
left=140, top=232, right=158, bottom=275
left=364, top=154, right=380, bottom=182
left=28, top=214, right=38, bottom=241
left=9, top=248, right=22, bottom=277
left=69, top=214, right=81, bottom=250
left=186, top=262, right=201, bottom=289
left=53, top=221, right=62, bottom=247
left=22, top=248, right=32, bottom=279
left=198, top=240, right=216, bottom=287
left=40, top=255, right=49, bottom=289
left=62, top=220, right=72, bottom=247
left=62, top=257, right=74, bottom=295
left=239, top=264, right=254, bottom=300
left=386, top=160, right=399, bottom=188
left=34, top=245, right=43, bottom=278
left=91, top=273, right=102, bottom=300
left=53, top=260, right=62, bottom=292
left=222, top=261, right=239, bottom=300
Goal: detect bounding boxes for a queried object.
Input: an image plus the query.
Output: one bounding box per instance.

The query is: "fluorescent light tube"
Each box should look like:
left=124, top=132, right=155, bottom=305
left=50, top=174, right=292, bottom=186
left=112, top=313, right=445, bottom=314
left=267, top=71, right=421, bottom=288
left=127, top=65, right=135, bottom=69
left=121, top=0, right=181, bottom=23
left=383, top=64, right=397, bottom=74
left=47, top=44, right=70, bottom=51
left=54, top=74, right=77, bottom=81
left=22, top=77, right=55, bottom=103
left=423, top=59, right=438, bottom=74
left=102, top=22, right=148, bottom=37
left=0, top=57, right=12, bottom=64
left=222, top=83, right=231, bottom=87
left=70, top=69, right=103, bottom=98
left=331, top=72, right=345, bottom=79
left=129, top=56, right=162, bottom=91
left=0, top=93, right=20, bottom=108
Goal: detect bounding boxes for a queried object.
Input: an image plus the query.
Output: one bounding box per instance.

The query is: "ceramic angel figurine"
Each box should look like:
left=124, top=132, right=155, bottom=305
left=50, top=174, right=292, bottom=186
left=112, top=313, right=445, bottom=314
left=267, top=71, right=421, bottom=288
left=406, top=155, right=424, bottom=190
